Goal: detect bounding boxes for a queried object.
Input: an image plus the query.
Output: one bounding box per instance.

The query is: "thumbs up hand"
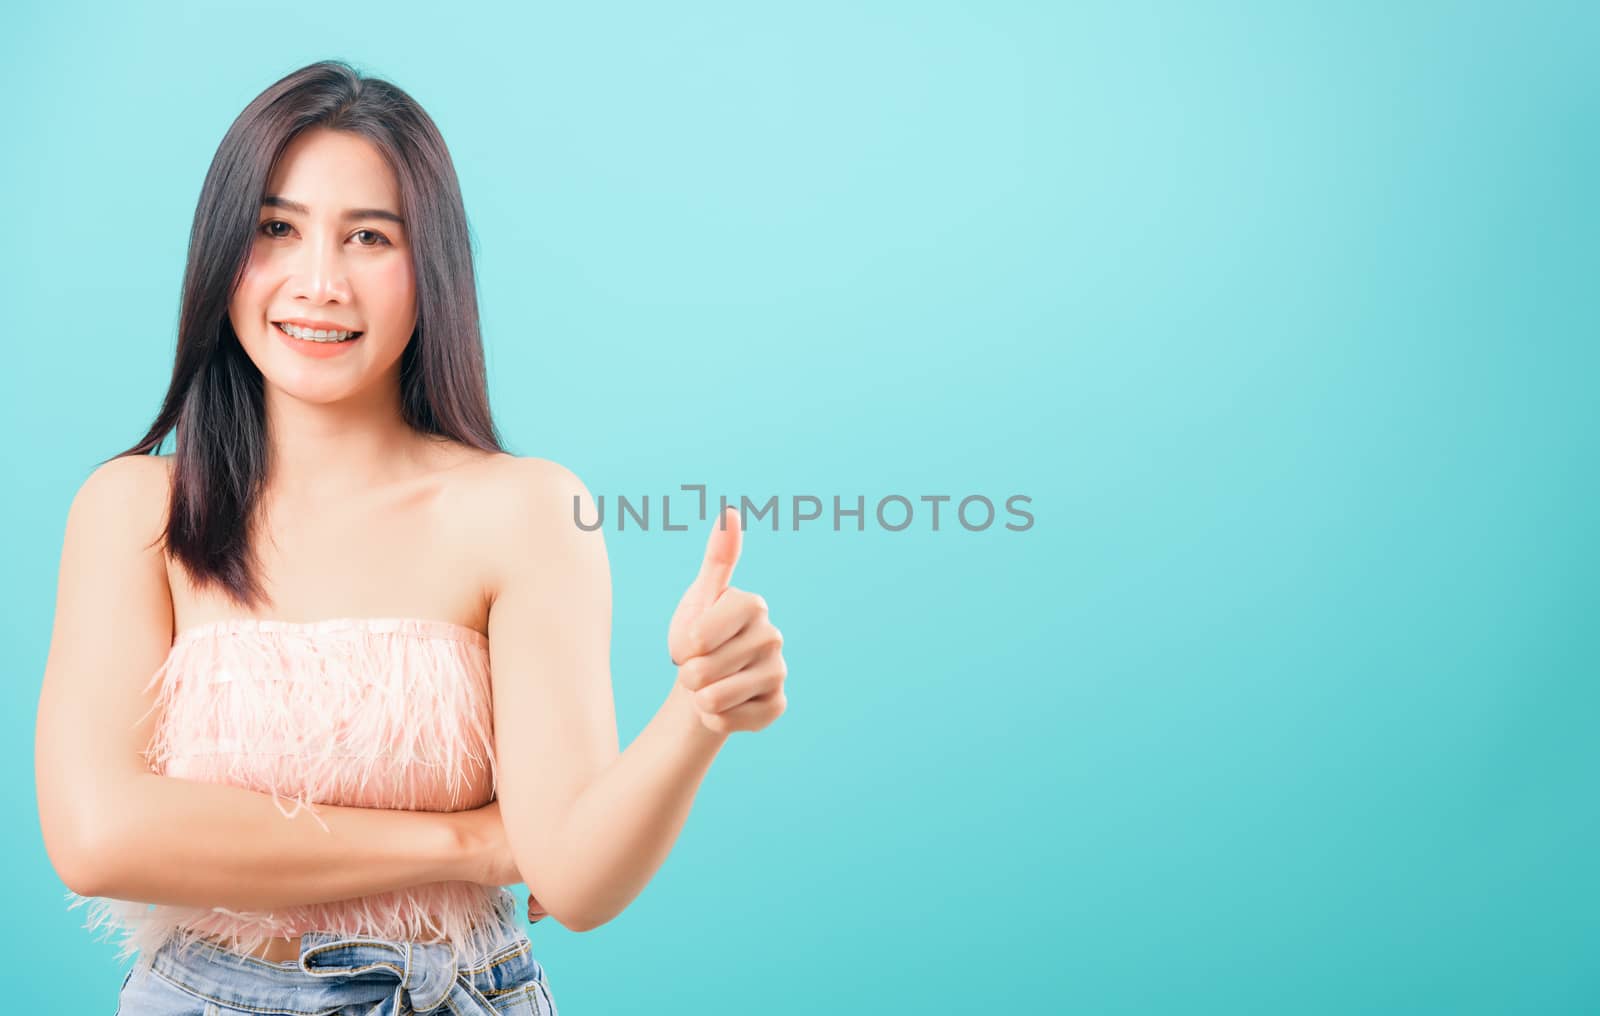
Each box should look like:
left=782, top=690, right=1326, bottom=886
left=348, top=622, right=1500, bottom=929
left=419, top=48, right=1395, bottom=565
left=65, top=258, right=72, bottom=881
left=668, top=506, right=788, bottom=736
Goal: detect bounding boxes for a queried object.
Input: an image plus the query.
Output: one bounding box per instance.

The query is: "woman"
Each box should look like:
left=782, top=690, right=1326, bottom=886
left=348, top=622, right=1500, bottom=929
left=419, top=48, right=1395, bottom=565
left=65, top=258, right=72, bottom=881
left=33, top=60, right=788, bottom=1015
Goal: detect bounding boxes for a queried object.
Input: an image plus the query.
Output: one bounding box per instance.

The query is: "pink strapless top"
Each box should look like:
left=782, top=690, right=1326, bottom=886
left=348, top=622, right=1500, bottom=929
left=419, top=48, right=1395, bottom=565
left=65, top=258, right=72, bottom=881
left=66, top=616, right=505, bottom=970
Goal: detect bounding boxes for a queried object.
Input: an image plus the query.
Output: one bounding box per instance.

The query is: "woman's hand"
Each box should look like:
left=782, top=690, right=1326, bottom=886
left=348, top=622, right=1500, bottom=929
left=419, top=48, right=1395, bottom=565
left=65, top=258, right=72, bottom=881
left=454, top=800, right=549, bottom=923
left=667, top=506, right=788, bottom=735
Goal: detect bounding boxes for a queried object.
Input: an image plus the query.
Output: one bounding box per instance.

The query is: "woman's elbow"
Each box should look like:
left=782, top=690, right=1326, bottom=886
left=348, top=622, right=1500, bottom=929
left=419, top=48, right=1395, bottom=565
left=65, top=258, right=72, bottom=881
left=44, top=826, right=114, bottom=897
left=40, top=797, right=125, bottom=898
left=559, top=910, right=609, bottom=934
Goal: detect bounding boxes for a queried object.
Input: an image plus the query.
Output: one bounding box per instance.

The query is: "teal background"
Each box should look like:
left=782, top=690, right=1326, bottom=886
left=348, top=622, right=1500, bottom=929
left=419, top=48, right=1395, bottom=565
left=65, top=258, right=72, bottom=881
left=4, top=1, right=1596, bottom=1012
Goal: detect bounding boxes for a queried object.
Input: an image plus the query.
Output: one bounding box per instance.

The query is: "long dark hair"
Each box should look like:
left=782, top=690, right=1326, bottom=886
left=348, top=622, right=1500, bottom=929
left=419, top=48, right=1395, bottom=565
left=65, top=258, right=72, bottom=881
left=107, top=59, right=504, bottom=610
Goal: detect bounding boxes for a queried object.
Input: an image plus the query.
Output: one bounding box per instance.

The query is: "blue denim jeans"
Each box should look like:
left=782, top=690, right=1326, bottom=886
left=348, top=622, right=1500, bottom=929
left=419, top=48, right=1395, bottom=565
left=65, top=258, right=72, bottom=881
left=114, top=888, right=559, bottom=1015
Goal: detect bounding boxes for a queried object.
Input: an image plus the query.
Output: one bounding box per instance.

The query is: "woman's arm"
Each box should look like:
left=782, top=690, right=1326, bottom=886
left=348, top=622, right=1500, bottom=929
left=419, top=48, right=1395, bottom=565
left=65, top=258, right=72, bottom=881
left=70, top=774, right=472, bottom=909
left=35, top=456, right=483, bottom=910
left=480, top=459, right=727, bottom=933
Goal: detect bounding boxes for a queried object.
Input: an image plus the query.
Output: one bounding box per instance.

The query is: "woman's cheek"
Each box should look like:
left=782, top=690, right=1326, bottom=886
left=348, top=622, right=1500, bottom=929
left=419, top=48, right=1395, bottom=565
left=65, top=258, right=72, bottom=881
left=233, top=256, right=274, bottom=309
left=367, top=253, right=417, bottom=335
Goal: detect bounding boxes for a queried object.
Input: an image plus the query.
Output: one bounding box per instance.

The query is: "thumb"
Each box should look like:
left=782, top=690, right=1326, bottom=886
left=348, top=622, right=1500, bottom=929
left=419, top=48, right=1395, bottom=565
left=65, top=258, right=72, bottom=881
left=668, top=506, right=744, bottom=666
left=693, top=505, right=743, bottom=599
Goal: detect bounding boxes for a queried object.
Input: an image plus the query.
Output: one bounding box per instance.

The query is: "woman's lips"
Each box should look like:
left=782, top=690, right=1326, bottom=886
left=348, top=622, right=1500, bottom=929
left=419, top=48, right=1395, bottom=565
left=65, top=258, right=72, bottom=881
left=273, top=321, right=365, bottom=359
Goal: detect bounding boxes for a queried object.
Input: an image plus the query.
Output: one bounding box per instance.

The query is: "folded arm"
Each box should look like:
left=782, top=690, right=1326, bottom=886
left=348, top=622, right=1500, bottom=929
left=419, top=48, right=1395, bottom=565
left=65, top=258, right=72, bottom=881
left=35, top=456, right=484, bottom=910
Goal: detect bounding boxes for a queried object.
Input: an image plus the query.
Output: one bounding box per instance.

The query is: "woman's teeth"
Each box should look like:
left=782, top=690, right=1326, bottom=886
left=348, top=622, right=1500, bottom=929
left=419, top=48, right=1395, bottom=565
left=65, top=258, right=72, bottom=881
left=275, top=322, right=362, bottom=342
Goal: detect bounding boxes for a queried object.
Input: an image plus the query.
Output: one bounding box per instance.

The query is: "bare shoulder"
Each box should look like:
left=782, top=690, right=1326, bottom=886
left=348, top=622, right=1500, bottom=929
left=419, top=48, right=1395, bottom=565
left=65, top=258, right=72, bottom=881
left=71, top=453, right=172, bottom=542
left=454, top=454, right=604, bottom=598
left=462, top=453, right=598, bottom=524
left=77, top=450, right=171, bottom=495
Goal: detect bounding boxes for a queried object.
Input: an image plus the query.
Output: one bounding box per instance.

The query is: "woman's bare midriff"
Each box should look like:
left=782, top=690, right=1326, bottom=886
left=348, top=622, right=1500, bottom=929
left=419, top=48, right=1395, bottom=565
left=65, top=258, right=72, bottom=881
left=237, top=933, right=305, bottom=964
left=201, top=925, right=462, bottom=964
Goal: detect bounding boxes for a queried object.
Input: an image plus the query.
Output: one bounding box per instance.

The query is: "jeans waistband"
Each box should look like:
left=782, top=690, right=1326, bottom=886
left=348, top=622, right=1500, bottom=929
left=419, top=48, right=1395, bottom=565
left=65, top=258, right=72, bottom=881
left=147, top=888, right=549, bottom=1015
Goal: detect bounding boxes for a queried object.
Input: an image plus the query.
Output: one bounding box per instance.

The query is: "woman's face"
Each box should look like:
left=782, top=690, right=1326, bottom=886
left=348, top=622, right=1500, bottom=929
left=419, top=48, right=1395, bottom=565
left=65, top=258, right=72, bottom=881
left=229, top=127, right=416, bottom=403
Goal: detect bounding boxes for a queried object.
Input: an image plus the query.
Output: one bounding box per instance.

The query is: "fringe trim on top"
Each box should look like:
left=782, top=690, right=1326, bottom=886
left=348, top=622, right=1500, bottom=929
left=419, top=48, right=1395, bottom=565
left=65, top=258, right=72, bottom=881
left=66, top=617, right=510, bottom=971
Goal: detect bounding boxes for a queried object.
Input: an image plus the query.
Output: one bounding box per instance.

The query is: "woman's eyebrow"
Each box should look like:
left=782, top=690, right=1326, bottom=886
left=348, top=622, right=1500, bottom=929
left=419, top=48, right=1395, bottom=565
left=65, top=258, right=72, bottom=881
left=262, top=194, right=405, bottom=225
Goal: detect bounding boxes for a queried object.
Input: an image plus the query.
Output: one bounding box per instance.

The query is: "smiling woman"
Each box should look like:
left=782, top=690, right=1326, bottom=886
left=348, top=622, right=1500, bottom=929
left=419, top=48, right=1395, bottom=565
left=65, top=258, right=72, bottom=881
left=35, top=56, right=787, bottom=1016
left=35, top=60, right=566, bottom=1016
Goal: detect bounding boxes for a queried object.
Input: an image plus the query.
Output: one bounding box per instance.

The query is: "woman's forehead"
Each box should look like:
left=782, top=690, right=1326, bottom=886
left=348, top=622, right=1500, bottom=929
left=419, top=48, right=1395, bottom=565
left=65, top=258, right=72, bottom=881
left=265, top=129, right=400, bottom=211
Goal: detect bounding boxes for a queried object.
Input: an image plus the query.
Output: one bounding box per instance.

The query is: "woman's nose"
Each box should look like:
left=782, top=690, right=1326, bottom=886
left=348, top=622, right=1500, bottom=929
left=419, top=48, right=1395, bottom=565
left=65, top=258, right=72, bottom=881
left=290, top=236, right=353, bottom=303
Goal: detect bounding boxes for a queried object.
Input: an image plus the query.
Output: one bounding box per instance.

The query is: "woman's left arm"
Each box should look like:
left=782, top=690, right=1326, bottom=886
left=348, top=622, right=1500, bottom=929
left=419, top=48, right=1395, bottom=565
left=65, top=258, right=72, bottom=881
left=482, top=462, right=786, bottom=933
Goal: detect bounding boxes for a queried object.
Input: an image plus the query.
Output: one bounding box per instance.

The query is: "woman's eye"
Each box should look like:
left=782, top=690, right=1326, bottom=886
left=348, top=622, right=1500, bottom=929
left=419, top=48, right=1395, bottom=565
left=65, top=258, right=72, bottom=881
left=257, top=221, right=391, bottom=247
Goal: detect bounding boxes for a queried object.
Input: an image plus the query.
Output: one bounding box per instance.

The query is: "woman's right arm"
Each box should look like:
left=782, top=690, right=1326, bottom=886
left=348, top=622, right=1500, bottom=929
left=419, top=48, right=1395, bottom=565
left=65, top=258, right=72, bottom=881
left=34, top=456, right=494, bottom=911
